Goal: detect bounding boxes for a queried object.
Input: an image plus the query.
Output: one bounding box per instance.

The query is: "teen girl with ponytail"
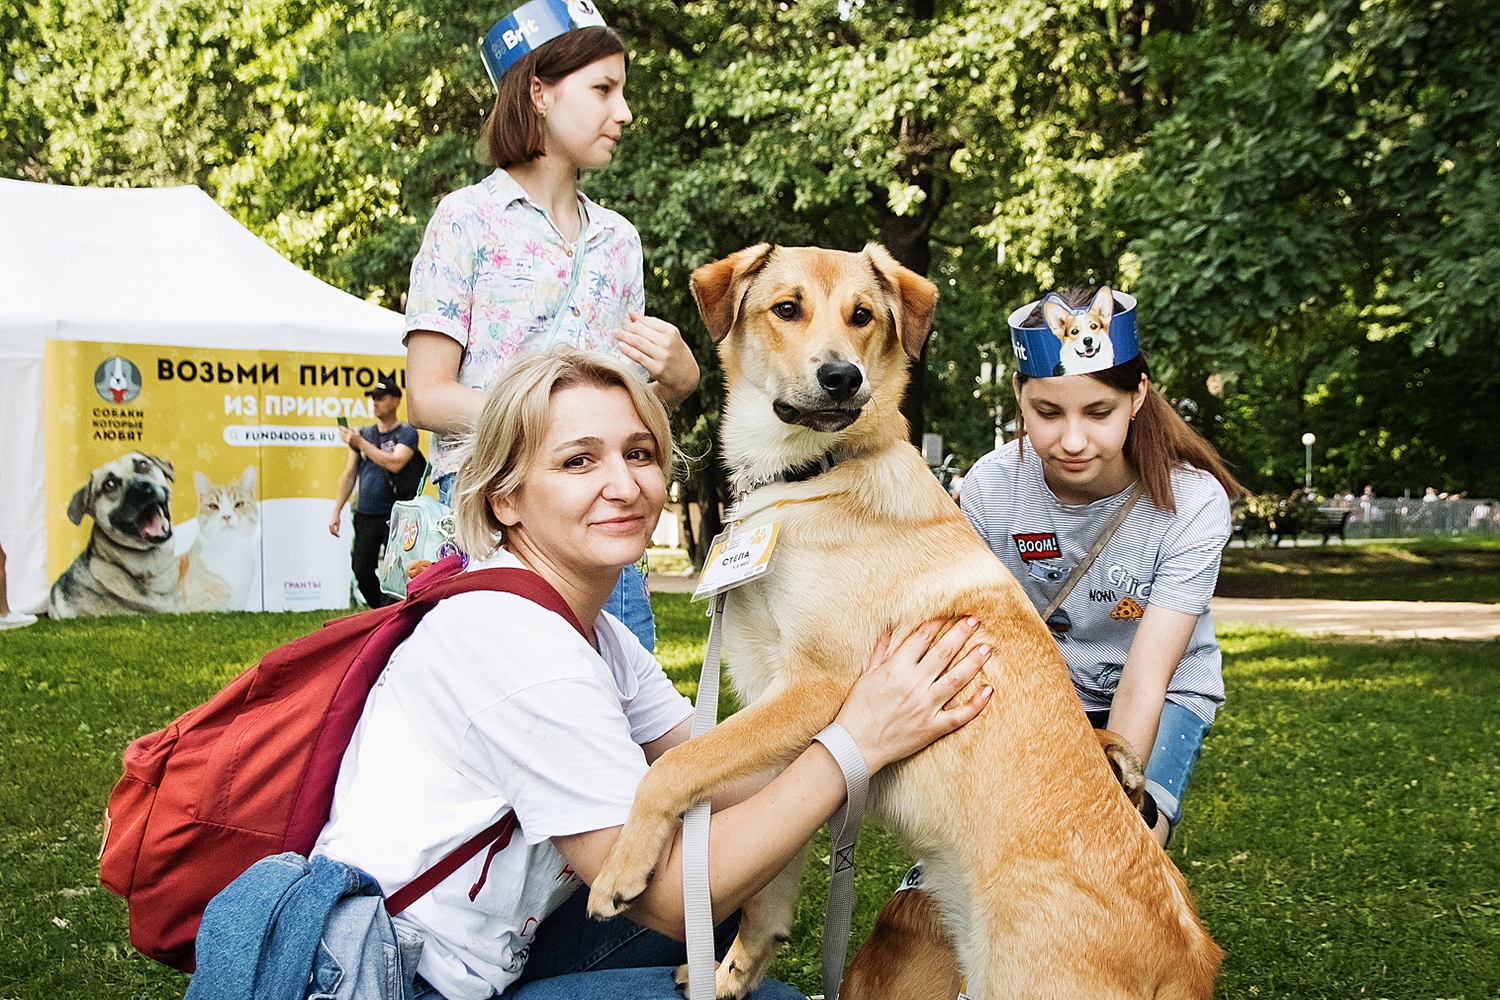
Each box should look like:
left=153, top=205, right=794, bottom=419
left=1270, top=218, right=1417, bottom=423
left=960, top=286, right=1242, bottom=846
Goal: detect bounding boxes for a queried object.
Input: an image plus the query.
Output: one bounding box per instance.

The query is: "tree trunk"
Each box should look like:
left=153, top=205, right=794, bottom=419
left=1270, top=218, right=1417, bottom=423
left=877, top=157, right=947, bottom=444
left=685, top=455, right=726, bottom=568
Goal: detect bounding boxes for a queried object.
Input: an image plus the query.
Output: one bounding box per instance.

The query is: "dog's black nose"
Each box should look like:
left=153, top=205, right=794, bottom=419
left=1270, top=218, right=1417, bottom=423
left=817, top=361, right=863, bottom=402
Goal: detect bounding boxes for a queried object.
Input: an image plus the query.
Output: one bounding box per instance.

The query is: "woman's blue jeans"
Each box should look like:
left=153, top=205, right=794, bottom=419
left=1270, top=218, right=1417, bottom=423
left=436, top=472, right=656, bottom=651
left=411, top=886, right=806, bottom=1000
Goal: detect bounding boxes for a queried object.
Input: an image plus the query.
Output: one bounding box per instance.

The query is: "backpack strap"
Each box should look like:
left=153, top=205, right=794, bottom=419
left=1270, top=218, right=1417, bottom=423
left=412, top=565, right=589, bottom=639
left=384, top=813, right=518, bottom=916
left=376, top=560, right=590, bottom=916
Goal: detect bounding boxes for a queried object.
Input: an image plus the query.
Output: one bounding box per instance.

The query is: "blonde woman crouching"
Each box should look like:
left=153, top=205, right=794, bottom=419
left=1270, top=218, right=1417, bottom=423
left=313, top=349, right=989, bottom=1000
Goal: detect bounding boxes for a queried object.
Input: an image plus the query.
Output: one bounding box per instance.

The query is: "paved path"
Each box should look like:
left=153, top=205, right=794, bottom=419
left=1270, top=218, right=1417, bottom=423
left=649, top=574, right=1500, bottom=640
left=1210, top=598, right=1500, bottom=640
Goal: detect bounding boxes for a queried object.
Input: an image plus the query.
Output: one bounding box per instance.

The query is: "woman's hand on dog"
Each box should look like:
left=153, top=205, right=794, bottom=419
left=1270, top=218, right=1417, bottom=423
left=835, top=617, right=992, bottom=773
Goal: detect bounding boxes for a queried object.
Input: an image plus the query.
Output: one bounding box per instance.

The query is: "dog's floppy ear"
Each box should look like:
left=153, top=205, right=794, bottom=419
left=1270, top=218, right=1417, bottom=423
left=863, top=243, right=939, bottom=359
left=1095, top=728, right=1146, bottom=809
left=142, top=453, right=175, bottom=482
left=67, top=480, right=94, bottom=526
left=1090, top=285, right=1115, bottom=324
left=690, top=243, right=775, bottom=343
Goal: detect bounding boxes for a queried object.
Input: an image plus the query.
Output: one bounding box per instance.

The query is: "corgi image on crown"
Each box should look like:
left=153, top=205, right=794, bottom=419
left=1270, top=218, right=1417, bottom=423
left=1044, top=285, right=1115, bottom=375
left=583, top=243, right=1220, bottom=999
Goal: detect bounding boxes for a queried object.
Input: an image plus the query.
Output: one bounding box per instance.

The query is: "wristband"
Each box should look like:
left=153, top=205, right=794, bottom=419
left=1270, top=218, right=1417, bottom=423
left=812, top=723, right=869, bottom=804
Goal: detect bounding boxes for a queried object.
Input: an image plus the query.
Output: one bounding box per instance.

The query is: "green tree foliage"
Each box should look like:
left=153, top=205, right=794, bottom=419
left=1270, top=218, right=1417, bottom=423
left=1126, top=0, right=1500, bottom=493
left=5, top=0, right=1498, bottom=530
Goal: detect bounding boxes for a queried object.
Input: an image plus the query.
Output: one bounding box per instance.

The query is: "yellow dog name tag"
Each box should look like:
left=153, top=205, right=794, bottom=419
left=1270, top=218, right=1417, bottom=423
left=692, top=521, right=782, bottom=601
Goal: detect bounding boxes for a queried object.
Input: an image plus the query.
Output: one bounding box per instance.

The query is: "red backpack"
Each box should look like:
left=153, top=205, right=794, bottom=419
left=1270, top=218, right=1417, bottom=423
left=98, top=555, right=587, bottom=972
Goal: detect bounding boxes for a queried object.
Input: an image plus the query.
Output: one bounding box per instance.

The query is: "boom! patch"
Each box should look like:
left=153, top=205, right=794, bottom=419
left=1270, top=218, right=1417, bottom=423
left=1013, top=533, right=1062, bottom=562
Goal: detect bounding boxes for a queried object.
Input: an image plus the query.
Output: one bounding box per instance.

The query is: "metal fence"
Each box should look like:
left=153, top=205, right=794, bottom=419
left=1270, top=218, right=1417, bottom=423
left=1319, top=496, right=1500, bottom=538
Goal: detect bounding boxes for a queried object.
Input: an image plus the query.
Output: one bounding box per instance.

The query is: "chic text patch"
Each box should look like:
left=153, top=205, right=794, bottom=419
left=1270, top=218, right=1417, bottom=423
left=1013, top=533, right=1062, bottom=562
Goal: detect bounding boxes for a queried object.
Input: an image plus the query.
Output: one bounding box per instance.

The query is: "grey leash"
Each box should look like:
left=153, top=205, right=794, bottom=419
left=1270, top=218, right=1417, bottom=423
left=810, top=723, right=868, bottom=1000
left=682, top=592, right=726, bottom=1000
left=681, top=594, right=869, bottom=1000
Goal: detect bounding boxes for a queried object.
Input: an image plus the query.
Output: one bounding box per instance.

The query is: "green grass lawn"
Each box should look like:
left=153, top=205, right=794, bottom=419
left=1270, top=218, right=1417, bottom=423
left=2, top=600, right=1497, bottom=999
left=1217, top=538, right=1500, bottom=603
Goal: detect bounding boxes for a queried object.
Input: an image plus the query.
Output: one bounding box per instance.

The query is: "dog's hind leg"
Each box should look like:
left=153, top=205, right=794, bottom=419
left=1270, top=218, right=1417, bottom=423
left=676, top=843, right=809, bottom=999
left=587, top=676, right=847, bottom=920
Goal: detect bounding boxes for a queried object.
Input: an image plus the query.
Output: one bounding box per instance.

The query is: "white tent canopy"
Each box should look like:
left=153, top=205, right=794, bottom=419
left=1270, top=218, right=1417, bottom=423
left=0, top=179, right=406, bottom=615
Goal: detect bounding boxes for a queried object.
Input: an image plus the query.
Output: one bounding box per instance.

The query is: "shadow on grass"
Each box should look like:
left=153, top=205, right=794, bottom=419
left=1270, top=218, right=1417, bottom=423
left=0, top=609, right=344, bottom=999
left=1217, top=541, right=1500, bottom=602
left=1173, top=627, right=1500, bottom=998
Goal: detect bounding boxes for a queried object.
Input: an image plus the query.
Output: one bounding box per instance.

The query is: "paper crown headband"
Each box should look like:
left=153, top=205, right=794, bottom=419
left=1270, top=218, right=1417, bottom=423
left=481, top=0, right=608, bottom=89
left=1008, top=287, right=1139, bottom=378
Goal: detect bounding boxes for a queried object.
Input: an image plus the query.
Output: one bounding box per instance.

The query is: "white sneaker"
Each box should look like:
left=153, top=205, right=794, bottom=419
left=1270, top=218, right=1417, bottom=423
left=0, top=611, right=38, bottom=630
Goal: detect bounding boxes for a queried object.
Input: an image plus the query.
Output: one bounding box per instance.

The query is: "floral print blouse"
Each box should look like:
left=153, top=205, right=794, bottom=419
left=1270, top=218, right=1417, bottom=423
left=404, top=169, right=647, bottom=475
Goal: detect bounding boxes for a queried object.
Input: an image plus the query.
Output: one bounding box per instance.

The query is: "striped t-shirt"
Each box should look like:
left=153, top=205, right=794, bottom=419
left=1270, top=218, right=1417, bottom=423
left=959, top=440, right=1231, bottom=723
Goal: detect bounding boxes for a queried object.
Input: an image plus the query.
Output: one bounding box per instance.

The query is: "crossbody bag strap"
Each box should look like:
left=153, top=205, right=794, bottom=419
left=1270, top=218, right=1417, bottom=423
left=540, top=203, right=591, bottom=352
left=383, top=565, right=590, bottom=915
left=1040, top=482, right=1144, bottom=622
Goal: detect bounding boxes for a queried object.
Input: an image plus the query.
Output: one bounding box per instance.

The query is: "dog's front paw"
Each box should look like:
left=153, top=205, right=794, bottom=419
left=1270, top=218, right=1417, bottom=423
left=713, top=947, right=765, bottom=1000
left=585, top=855, right=652, bottom=920
left=672, top=957, right=761, bottom=1000
left=672, top=935, right=766, bottom=999
left=586, top=817, right=673, bottom=919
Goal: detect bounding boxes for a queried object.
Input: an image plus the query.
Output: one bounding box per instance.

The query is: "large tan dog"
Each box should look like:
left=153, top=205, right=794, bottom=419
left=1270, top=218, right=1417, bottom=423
left=586, top=244, right=1221, bottom=999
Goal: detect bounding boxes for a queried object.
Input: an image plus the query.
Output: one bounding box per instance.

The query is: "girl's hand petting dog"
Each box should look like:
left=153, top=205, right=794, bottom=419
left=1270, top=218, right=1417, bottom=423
left=836, top=617, right=993, bottom=773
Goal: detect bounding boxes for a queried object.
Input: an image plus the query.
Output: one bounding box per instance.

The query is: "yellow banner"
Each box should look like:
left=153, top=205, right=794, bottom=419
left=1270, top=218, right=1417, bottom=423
left=45, top=340, right=429, bottom=616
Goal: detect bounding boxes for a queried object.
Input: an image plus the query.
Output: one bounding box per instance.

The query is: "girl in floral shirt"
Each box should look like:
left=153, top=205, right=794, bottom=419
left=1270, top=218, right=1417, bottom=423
left=404, top=0, right=699, bottom=649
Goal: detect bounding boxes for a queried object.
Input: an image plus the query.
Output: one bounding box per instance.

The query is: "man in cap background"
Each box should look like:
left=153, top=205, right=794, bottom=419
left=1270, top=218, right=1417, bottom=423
left=329, top=379, right=420, bottom=607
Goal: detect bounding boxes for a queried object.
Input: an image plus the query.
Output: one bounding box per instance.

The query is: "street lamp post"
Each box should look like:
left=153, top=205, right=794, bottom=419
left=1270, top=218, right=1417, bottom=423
left=977, top=350, right=1006, bottom=451
left=1301, top=432, right=1316, bottom=491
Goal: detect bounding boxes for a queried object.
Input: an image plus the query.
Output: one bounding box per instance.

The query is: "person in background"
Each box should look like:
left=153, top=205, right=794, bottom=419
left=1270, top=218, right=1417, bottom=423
left=329, top=379, right=419, bottom=608
left=402, top=0, right=699, bottom=651
left=0, top=542, right=38, bottom=629
left=947, top=465, right=967, bottom=503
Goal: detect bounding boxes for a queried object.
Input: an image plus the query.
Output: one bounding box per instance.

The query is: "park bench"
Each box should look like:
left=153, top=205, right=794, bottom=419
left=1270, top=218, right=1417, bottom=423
left=1312, top=508, right=1351, bottom=543
left=1292, top=508, right=1351, bottom=544
left=1233, top=506, right=1351, bottom=546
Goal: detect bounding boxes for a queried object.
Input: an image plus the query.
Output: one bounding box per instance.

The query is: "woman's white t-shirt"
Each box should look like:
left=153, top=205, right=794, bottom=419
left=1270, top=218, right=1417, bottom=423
left=959, top=440, right=1231, bottom=723
left=313, top=548, right=694, bottom=1000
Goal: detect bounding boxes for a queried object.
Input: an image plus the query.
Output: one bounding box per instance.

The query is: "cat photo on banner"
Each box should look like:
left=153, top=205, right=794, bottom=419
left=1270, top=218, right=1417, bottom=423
left=178, top=467, right=261, bottom=612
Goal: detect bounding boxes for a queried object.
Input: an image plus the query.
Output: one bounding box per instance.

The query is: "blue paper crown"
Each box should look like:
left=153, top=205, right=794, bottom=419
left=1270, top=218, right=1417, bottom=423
left=481, top=0, right=608, bottom=89
left=1008, top=287, right=1139, bottom=378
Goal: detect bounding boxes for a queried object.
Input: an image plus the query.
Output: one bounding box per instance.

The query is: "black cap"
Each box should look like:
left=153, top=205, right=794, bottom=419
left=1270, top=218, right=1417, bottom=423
left=365, top=379, right=402, bottom=399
